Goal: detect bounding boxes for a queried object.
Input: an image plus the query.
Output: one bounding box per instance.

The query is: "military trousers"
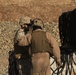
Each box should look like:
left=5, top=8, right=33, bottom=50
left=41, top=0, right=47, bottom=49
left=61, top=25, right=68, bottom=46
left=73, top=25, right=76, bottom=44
left=31, top=52, right=51, bottom=75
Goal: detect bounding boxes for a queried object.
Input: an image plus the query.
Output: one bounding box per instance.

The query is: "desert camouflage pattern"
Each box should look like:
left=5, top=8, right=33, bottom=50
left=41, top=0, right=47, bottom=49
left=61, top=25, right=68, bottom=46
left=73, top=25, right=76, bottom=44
left=14, top=16, right=32, bottom=75
left=14, top=28, right=31, bottom=46
left=19, top=16, right=31, bottom=25
left=33, top=18, right=44, bottom=29
left=31, top=52, right=50, bottom=75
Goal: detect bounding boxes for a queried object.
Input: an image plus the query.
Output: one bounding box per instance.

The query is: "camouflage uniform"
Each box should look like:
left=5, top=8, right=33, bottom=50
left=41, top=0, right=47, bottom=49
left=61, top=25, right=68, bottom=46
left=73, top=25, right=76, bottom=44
left=14, top=16, right=32, bottom=75
left=29, top=18, right=61, bottom=75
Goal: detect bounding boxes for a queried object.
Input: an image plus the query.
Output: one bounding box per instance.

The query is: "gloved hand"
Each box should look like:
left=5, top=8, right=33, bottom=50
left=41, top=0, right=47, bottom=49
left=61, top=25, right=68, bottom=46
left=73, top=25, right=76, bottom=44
left=56, top=59, right=61, bottom=67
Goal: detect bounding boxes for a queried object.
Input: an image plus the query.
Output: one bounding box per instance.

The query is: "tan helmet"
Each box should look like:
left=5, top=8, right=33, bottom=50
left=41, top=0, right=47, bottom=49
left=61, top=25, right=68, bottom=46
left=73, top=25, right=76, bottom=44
left=19, top=16, right=31, bottom=25
left=33, top=18, right=44, bottom=29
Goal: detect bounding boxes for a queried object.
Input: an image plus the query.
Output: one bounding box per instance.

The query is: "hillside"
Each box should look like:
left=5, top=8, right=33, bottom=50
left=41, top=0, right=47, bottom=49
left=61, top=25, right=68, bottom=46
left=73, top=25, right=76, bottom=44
left=0, top=0, right=76, bottom=22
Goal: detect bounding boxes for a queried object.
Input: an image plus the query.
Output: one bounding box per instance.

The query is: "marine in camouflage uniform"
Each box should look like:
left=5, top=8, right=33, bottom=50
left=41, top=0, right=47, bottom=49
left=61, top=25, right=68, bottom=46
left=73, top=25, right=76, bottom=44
left=14, top=16, right=32, bottom=75
left=29, top=18, right=61, bottom=75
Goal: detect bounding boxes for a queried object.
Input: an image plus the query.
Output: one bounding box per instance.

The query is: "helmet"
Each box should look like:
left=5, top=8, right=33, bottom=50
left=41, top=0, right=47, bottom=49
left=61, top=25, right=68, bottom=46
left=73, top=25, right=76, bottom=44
left=19, top=16, right=31, bottom=25
left=33, top=18, right=44, bottom=29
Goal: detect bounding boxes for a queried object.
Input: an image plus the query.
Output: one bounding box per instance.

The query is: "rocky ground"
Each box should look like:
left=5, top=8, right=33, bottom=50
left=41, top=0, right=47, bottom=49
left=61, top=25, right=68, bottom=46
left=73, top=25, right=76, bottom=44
left=0, top=0, right=76, bottom=75
left=0, top=22, right=18, bottom=75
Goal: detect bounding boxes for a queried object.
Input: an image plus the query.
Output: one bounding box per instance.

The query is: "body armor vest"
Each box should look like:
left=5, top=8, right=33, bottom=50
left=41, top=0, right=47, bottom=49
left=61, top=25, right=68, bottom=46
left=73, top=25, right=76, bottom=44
left=31, top=31, right=52, bottom=54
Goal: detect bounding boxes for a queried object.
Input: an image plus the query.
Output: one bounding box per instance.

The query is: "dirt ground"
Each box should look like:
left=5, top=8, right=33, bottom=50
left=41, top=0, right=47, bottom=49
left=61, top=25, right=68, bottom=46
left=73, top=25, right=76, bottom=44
left=0, top=0, right=76, bottom=22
